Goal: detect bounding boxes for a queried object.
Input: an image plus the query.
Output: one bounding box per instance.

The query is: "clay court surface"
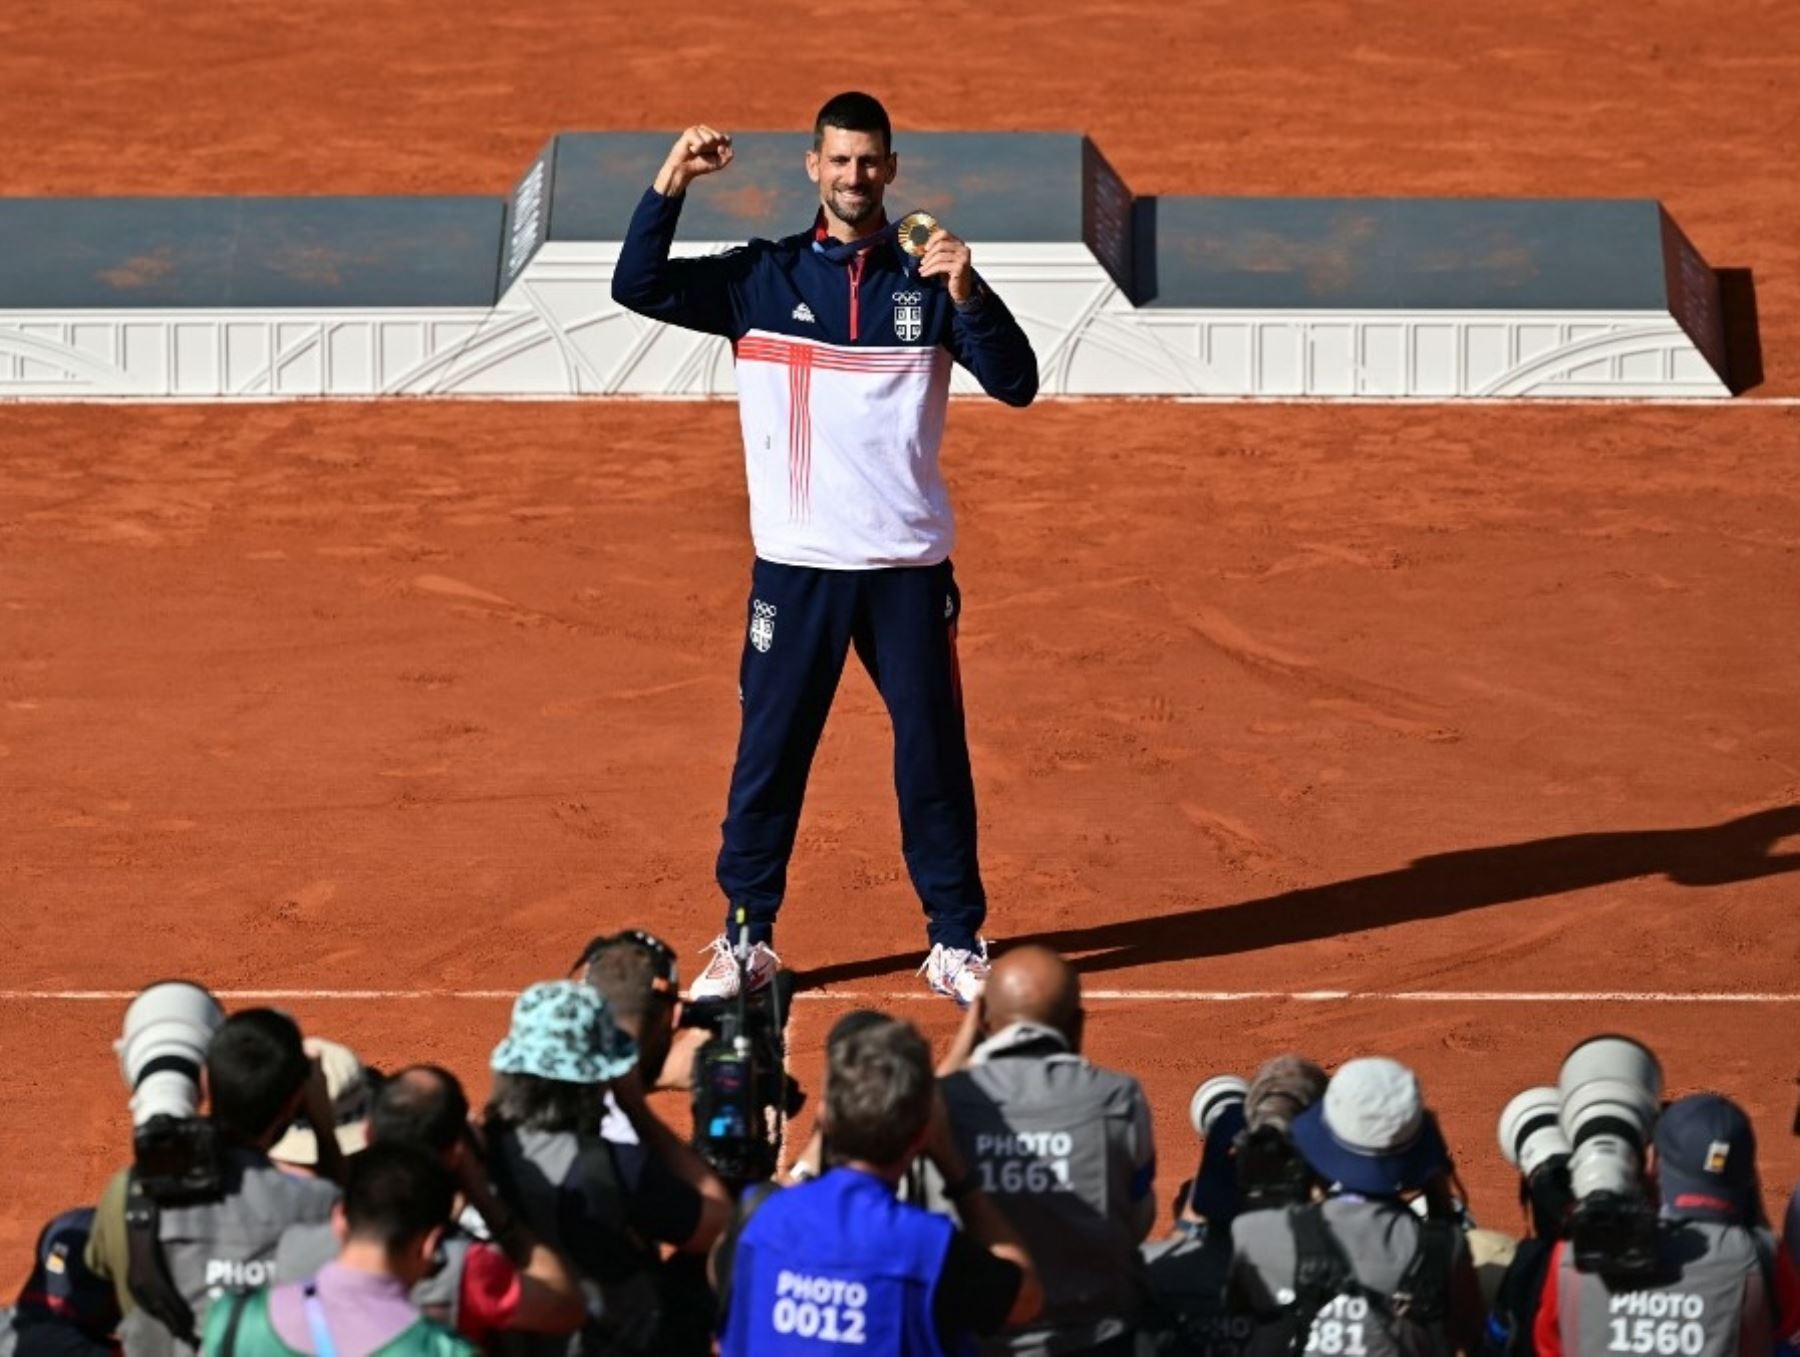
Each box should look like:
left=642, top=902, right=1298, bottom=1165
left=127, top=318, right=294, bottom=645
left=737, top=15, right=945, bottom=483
left=4, top=0, right=1800, bottom=1286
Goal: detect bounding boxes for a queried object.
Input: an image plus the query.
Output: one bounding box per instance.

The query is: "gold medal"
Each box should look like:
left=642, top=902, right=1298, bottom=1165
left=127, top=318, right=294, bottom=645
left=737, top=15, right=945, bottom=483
left=897, top=211, right=941, bottom=258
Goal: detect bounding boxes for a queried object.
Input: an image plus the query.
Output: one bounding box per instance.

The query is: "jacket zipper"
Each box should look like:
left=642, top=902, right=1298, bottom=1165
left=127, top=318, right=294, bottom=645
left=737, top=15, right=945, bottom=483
left=848, top=253, right=865, bottom=341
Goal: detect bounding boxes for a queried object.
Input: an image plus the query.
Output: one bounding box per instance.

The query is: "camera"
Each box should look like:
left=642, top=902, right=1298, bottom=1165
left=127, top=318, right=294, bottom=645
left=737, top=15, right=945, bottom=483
left=1498, top=1085, right=1574, bottom=1238
left=116, top=981, right=227, bottom=1202
left=680, top=953, right=800, bottom=1190
left=1557, top=1035, right=1663, bottom=1277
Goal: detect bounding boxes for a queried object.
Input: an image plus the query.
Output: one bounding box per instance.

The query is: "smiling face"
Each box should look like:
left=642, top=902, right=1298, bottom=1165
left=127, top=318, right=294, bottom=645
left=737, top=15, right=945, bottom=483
left=806, top=125, right=897, bottom=238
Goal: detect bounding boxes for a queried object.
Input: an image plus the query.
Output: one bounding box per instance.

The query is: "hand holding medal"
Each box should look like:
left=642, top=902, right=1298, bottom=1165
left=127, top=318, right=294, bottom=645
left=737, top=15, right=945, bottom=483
left=898, top=210, right=977, bottom=305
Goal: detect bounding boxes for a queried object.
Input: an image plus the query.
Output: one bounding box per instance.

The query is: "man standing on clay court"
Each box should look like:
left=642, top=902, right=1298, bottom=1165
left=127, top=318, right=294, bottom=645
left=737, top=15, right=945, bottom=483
left=611, top=91, right=1038, bottom=1006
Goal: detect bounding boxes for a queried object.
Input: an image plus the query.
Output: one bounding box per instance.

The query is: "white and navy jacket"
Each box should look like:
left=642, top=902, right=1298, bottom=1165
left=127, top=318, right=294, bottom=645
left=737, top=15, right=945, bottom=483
left=611, top=187, right=1039, bottom=569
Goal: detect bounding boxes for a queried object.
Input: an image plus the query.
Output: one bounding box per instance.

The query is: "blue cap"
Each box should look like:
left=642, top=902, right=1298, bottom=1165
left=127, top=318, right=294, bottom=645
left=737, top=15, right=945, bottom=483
left=12, top=1207, right=120, bottom=1356
left=1654, top=1093, right=1756, bottom=1221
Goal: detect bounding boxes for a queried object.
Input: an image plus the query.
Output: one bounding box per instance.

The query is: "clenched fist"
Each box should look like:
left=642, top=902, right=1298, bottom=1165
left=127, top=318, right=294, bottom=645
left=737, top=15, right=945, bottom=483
left=656, top=124, right=734, bottom=197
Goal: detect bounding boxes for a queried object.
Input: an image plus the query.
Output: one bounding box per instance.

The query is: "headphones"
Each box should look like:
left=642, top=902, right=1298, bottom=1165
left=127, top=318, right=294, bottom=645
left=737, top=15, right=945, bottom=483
left=571, top=929, right=679, bottom=997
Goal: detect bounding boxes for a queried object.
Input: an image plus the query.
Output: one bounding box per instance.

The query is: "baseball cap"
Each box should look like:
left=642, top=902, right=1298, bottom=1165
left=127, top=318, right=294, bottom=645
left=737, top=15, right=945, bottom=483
left=9, top=1207, right=120, bottom=1357
left=491, top=981, right=638, bottom=1084
left=1292, top=1057, right=1450, bottom=1196
left=1654, top=1093, right=1757, bottom=1220
left=269, top=1037, right=373, bottom=1167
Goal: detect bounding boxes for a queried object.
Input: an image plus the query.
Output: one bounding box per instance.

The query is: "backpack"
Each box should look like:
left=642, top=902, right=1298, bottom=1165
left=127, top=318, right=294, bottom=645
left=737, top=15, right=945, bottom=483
left=1275, top=1204, right=1459, bottom=1355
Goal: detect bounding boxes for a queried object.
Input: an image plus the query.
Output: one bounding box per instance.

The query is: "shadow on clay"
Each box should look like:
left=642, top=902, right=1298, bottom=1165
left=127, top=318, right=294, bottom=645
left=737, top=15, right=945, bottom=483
left=795, top=804, right=1800, bottom=987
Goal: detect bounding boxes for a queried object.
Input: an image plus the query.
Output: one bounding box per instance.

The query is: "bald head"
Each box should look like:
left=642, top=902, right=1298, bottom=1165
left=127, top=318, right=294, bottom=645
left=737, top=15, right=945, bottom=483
left=983, top=946, right=1082, bottom=1045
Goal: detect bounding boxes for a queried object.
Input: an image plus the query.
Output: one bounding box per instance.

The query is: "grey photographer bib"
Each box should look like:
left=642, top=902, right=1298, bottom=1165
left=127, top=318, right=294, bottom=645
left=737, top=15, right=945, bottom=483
left=937, top=1035, right=1151, bottom=1354
left=1230, top=1198, right=1464, bottom=1357
left=1554, top=1219, right=1775, bottom=1357
left=120, top=1149, right=337, bottom=1357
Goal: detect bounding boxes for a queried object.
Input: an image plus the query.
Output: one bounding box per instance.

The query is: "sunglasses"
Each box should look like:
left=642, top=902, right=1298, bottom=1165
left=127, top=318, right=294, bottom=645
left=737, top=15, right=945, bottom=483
left=571, top=929, right=679, bottom=997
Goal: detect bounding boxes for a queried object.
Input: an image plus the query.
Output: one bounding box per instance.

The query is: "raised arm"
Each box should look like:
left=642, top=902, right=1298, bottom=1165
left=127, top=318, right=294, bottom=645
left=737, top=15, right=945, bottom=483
left=610, top=124, right=756, bottom=339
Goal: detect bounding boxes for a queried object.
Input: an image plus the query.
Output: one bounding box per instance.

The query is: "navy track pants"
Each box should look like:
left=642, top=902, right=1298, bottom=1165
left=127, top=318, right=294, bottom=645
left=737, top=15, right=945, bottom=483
left=715, top=557, right=985, bottom=951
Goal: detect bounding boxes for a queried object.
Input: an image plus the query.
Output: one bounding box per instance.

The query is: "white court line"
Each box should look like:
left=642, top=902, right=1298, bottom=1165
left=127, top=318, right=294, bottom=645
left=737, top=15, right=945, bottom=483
left=0, top=989, right=1795, bottom=1004
left=34, top=395, right=1800, bottom=409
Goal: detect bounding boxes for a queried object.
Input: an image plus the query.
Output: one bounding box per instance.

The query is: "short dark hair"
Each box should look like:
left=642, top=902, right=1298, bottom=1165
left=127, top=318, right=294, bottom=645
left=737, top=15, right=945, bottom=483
left=813, top=91, right=892, bottom=153
left=823, top=1016, right=933, bottom=1167
left=207, top=1009, right=310, bottom=1144
left=581, top=935, right=674, bottom=1028
left=484, top=1071, right=605, bottom=1134
left=370, top=1066, right=469, bottom=1156
left=343, top=1143, right=456, bottom=1253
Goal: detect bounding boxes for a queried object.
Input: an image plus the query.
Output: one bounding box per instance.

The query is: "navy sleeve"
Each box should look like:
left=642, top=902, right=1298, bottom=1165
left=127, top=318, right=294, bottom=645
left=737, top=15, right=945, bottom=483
left=942, top=280, right=1039, bottom=408
left=606, top=1137, right=704, bottom=1248
left=610, top=186, right=755, bottom=340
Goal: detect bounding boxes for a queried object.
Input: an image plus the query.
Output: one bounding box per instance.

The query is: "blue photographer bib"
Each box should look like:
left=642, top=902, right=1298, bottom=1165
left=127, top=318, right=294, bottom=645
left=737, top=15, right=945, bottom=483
left=721, top=1168, right=962, bottom=1357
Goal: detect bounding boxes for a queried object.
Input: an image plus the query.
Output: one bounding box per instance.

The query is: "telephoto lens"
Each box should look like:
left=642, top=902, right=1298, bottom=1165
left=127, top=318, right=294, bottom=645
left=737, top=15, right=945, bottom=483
left=116, top=981, right=227, bottom=1201
left=1557, top=1035, right=1663, bottom=1276
left=1188, top=1075, right=1249, bottom=1140
left=116, top=981, right=225, bottom=1125
left=1498, top=1086, right=1571, bottom=1177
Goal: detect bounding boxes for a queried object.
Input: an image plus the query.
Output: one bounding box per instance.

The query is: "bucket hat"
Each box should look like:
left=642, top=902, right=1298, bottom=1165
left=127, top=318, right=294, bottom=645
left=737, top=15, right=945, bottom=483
left=491, top=980, right=637, bottom=1084
left=1292, top=1057, right=1450, bottom=1195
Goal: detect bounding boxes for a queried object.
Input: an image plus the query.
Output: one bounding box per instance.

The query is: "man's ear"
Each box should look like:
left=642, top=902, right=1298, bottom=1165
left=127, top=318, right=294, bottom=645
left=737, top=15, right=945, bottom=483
left=330, top=1202, right=349, bottom=1245
left=417, top=1225, right=444, bottom=1271
left=885, top=152, right=898, bottom=184
left=805, top=149, right=821, bottom=184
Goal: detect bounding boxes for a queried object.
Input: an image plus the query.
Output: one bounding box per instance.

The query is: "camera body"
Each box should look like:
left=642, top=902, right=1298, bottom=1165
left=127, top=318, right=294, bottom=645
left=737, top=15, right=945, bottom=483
left=1235, top=1124, right=1315, bottom=1211
left=116, top=982, right=227, bottom=1203
left=679, top=969, right=799, bottom=1190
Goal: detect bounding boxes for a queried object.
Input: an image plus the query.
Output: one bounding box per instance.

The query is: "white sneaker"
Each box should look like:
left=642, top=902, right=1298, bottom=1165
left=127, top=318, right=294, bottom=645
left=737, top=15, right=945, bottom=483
left=920, top=940, right=990, bottom=1007
left=689, top=934, right=781, bottom=1003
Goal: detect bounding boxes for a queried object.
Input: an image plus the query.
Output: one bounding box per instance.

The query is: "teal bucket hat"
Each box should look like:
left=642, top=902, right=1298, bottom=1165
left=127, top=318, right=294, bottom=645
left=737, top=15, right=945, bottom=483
left=491, top=980, right=638, bottom=1084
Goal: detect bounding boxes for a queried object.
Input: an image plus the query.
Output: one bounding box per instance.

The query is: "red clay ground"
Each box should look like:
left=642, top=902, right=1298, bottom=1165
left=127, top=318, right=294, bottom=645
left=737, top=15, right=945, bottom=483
left=4, top=0, right=1800, bottom=1291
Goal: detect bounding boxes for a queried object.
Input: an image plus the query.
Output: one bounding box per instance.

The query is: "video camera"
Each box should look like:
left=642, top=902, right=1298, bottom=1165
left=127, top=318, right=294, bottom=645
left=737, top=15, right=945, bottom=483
left=1503, top=1035, right=1663, bottom=1279
left=679, top=922, right=802, bottom=1190
left=116, top=981, right=227, bottom=1203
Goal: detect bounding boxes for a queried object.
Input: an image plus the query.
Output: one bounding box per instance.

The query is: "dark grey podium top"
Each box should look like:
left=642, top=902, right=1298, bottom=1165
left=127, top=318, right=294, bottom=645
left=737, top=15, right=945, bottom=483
left=1144, top=196, right=1673, bottom=311
left=0, top=197, right=504, bottom=309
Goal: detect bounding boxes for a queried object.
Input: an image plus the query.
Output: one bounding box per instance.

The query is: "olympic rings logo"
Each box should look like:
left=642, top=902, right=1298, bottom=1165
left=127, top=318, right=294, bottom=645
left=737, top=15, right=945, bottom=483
left=892, top=291, right=922, bottom=304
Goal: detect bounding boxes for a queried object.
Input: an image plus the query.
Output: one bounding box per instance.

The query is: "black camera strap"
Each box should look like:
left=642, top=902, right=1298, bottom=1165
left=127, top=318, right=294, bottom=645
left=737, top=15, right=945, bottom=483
left=1282, top=1204, right=1457, bottom=1350
left=1286, top=1204, right=1356, bottom=1351
left=1389, top=1219, right=1457, bottom=1324
left=123, top=1171, right=198, bottom=1348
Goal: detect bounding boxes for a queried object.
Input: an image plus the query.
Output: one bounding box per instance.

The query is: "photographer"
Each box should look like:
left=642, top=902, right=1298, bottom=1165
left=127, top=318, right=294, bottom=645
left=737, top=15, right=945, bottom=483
left=276, top=1066, right=586, bottom=1344
left=1230, top=1057, right=1485, bottom=1357
left=1484, top=1088, right=1576, bottom=1357
left=717, top=1012, right=1042, bottom=1354
left=1532, top=1093, right=1800, bottom=1357
left=1139, top=1078, right=1252, bottom=1357
left=574, top=932, right=731, bottom=1254
left=201, top=1144, right=473, bottom=1357
left=579, top=933, right=734, bottom=1355
left=928, top=945, right=1154, bottom=1355
left=481, top=980, right=722, bottom=1356
left=86, top=1007, right=343, bottom=1357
